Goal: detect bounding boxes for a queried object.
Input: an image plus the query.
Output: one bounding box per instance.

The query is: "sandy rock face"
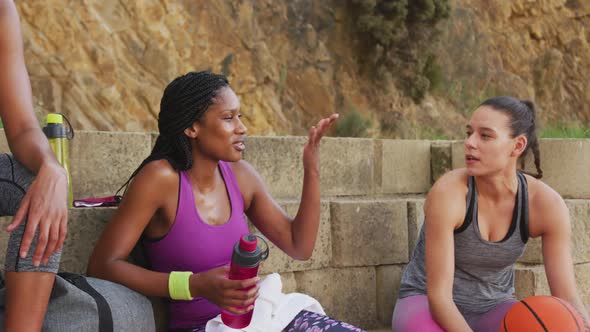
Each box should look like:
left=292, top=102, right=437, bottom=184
left=436, top=0, right=590, bottom=124
left=16, top=0, right=590, bottom=136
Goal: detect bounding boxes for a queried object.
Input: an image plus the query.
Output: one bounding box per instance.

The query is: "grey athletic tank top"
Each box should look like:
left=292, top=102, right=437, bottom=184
left=398, top=172, right=529, bottom=316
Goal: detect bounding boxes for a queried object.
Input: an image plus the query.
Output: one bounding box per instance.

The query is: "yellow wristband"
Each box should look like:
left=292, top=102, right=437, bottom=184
left=169, top=271, right=193, bottom=301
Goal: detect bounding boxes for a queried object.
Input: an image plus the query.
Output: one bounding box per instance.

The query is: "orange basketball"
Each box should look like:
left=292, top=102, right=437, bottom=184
left=500, top=296, right=584, bottom=331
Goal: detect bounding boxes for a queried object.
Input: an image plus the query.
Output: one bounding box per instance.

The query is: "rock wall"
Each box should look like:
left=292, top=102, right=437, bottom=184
left=434, top=0, right=590, bottom=126
left=16, top=0, right=590, bottom=137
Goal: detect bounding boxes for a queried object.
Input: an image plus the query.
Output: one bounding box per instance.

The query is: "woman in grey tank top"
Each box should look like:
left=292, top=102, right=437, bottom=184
left=392, top=97, right=589, bottom=332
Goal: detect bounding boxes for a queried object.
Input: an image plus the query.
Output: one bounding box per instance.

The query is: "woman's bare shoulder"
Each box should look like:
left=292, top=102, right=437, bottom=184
left=524, top=174, right=569, bottom=237
left=226, top=160, right=263, bottom=186
left=425, top=168, right=470, bottom=226
left=227, top=159, right=256, bottom=174
left=129, top=159, right=179, bottom=193
left=430, top=168, right=470, bottom=197
left=523, top=174, right=565, bottom=208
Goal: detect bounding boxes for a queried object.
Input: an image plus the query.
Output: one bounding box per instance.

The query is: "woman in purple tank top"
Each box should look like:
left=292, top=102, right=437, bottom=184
left=87, top=71, right=364, bottom=332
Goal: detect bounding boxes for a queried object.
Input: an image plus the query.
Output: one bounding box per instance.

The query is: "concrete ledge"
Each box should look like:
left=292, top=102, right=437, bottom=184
left=70, top=131, right=152, bottom=198
left=0, top=208, right=115, bottom=274
left=519, top=199, right=590, bottom=264
left=3, top=131, right=590, bottom=330
left=279, top=272, right=297, bottom=294
left=0, top=200, right=331, bottom=276
left=514, top=265, right=549, bottom=300
left=566, top=200, right=590, bottom=264
left=575, top=263, right=590, bottom=307
left=453, top=139, right=590, bottom=198
left=0, top=129, right=7, bottom=152
left=522, top=140, right=590, bottom=199
left=253, top=201, right=332, bottom=274
left=294, top=267, right=378, bottom=329
left=513, top=264, right=590, bottom=332
left=376, top=265, right=405, bottom=328
left=244, top=136, right=375, bottom=198
left=377, top=140, right=431, bottom=194
left=59, top=208, right=116, bottom=273
left=431, top=141, right=452, bottom=183
left=407, top=199, right=425, bottom=257
left=330, top=199, right=408, bottom=267
left=519, top=237, right=542, bottom=264
left=319, top=137, right=375, bottom=197
left=451, top=140, right=464, bottom=170
left=515, top=263, right=590, bottom=307
left=242, top=136, right=307, bottom=199
left=0, top=129, right=152, bottom=199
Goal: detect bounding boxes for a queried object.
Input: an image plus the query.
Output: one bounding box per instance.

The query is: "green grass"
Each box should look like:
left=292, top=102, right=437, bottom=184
left=221, top=53, right=234, bottom=77
left=540, top=123, right=590, bottom=138
left=276, top=65, right=288, bottom=95
left=414, top=125, right=450, bottom=140
left=333, top=107, right=373, bottom=138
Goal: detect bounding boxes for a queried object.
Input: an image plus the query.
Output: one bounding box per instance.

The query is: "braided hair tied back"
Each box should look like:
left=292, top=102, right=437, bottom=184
left=479, top=96, right=543, bottom=179
left=118, top=71, right=229, bottom=194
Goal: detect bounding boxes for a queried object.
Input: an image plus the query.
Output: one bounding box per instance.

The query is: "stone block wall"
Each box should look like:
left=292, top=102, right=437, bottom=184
left=1, top=131, right=589, bottom=331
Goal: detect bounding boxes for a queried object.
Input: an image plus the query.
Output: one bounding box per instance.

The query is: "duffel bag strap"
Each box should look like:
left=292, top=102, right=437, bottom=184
left=58, top=272, right=114, bottom=332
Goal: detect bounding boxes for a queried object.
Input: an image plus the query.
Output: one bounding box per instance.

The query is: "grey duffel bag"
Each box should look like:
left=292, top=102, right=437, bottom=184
left=0, top=272, right=156, bottom=332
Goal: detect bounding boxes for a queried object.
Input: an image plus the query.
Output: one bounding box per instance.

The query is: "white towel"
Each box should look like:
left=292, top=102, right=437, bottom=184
left=205, top=273, right=325, bottom=332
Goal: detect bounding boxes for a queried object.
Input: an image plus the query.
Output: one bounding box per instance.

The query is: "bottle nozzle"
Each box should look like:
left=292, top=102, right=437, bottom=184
left=46, top=114, right=63, bottom=125
left=239, top=234, right=257, bottom=252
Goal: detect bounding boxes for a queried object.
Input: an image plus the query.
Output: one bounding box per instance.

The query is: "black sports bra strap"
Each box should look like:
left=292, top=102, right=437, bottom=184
left=455, top=176, right=476, bottom=234
left=518, top=172, right=530, bottom=243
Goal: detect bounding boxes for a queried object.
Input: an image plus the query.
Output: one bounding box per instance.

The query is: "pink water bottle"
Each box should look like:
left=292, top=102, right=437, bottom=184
left=221, top=234, right=269, bottom=328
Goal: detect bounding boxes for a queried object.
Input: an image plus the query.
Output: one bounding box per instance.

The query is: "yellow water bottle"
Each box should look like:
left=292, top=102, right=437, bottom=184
left=42, top=113, right=74, bottom=207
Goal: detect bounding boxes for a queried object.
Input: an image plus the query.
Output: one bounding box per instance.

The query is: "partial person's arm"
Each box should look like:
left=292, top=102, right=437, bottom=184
left=87, top=161, right=258, bottom=315
left=241, top=114, right=338, bottom=260
left=0, top=0, right=67, bottom=265
left=533, top=184, right=590, bottom=329
left=1, top=1, right=68, bottom=331
left=425, top=171, right=474, bottom=332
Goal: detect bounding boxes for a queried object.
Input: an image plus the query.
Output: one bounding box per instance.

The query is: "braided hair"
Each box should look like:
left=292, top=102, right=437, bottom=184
left=118, top=71, right=230, bottom=194
left=479, top=96, right=543, bottom=179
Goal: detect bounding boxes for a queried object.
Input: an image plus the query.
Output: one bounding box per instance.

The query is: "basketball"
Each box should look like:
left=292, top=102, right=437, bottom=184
left=500, top=296, right=584, bottom=331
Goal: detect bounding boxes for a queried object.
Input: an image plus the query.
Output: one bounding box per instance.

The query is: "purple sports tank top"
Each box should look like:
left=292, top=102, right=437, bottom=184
left=143, top=161, right=250, bottom=329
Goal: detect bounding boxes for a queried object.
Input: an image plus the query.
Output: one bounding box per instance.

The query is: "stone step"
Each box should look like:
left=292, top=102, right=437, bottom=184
left=515, top=263, right=590, bottom=309
left=0, top=197, right=417, bottom=275
left=3, top=131, right=590, bottom=199
left=2, top=196, right=590, bottom=276
left=1, top=196, right=589, bottom=329
left=2, top=130, right=590, bottom=329
left=451, top=139, right=590, bottom=198
left=4, top=194, right=588, bottom=278
left=1, top=130, right=434, bottom=200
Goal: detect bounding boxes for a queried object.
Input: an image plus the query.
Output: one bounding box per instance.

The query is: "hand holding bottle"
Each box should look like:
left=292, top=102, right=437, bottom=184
left=189, top=265, right=259, bottom=315
left=221, top=234, right=269, bottom=328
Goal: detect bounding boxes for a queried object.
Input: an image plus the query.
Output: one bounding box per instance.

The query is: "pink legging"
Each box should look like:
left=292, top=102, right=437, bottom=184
left=392, top=295, right=518, bottom=332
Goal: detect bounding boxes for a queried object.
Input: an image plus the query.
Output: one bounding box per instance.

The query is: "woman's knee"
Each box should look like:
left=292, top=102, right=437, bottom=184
left=392, top=296, right=444, bottom=332
left=0, top=154, right=35, bottom=216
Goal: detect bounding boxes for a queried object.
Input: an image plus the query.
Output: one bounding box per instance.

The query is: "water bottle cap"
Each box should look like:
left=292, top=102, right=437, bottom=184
left=231, top=234, right=269, bottom=268
left=239, top=234, right=257, bottom=252
left=46, top=114, right=63, bottom=125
